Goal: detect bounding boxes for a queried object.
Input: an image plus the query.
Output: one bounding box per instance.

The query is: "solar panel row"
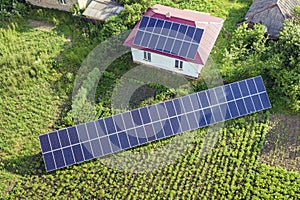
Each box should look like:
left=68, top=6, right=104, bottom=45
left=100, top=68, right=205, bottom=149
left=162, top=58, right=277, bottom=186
left=39, top=76, right=271, bottom=172
left=133, top=16, right=204, bottom=60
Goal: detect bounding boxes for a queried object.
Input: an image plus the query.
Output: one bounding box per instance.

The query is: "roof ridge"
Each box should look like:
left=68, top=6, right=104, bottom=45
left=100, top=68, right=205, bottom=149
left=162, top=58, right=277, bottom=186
left=246, top=3, right=278, bottom=20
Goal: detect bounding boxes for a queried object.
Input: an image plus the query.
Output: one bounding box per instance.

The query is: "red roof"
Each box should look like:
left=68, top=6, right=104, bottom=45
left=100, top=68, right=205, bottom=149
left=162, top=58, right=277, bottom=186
left=124, top=4, right=224, bottom=65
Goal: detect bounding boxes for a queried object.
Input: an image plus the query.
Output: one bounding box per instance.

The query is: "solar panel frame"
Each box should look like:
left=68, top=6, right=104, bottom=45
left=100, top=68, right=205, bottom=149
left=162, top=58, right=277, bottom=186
left=40, top=76, right=271, bottom=172
left=133, top=16, right=204, bottom=60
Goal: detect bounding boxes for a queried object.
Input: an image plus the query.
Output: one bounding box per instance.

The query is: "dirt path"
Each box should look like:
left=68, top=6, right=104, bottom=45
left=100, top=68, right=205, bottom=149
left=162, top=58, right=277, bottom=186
left=28, top=19, right=55, bottom=31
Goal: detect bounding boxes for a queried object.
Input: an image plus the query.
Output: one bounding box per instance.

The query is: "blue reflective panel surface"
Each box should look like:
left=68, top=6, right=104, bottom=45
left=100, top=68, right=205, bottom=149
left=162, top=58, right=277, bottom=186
left=187, top=44, right=198, bottom=59
left=95, top=119, right=107, bottom=137
left=179, top=42, right=190, bottom=58
left=145, top=18, right=157, bottom=32
left=100, top=136, right=112, bottom=155
left=133, top=31, right=144, bottom=46
left=144, top=124, right=156, bottom=142
left=131, top=110, right=143, bottom=126
left=149, top=34, right=159, bottom=49
left=186, top=112, right=198, bottom=129
left=122, top=112, right=134, bottom=129
left=147, top=105, right=160, bottom=122
left=179, top=114, right=190, bottom=132
left=244, top=97, right=255, bottom=113
left=231, top=83, right=242, bottom=99
left=91, top=139, right=103, bottom=157
left=228, top=101, right=239, bottom=118
left=260, top=93, right=271, bottom=108
left=58, top=129, right=70, bottom=148
left=185, top=26, right=196, bottom=41
left=173, top=98, right=183, bottom=115
left=219, top=103, right=231, bottom=120
left=104, top=117, right=116, bottom=134
left=198, top=91, right=209, bottom=108
left=163, top=119, right=173, bottom=136
left=153, top=19, right=164, bottom=34
left=239, top=80, right=250, bottom=96
left=43, top=152, right=56, bottom=171
left=246, top=78, right=257, bottom=94
left=214, top=86, right=226, bottom=104
left=207, top=89, right=218, bottom=105
left=113, top=114, right=125, bottom=132
left=181, top=96, right=193, bottom=112
left=53, top=149, right=65, bottom=169
left=224, top=85, right=234, bottom=101
left=236, top=99, right=247, bottom=115
left=127, top=129, right=139, bottom=147
left=164, top=38, right=175, bottom=53
left=171, top=40, right=182, bottom=55
left=49, top=131, right=60, bottom=150
left=86, top=122, right=98, bottom=140
left=141, top=32, right=151, bottom=47
left=196, top=110, right=206, bottom=127
left=63, top=147, right=75, bottom=166
left=68, top=126, right=79, bottom=144
left=157, top=103, right=168, bottom=119
left=39, top=134, right=51, bottom=153
left=189, top=94, right=201, bottom=110
left=82, top=142, right=94, bottom=160
left=250, top=95, right=261, bottom=109
left=170, top=23, right=180, bottom=37
left=139, top=16, right=149, bottom=29
left=170, top=117, right=181, bottom=135
left=72, top=144, right=84, bottom=163
left=140, top=107, right=151, bottom=124
left=77, top=124, right=89, bottom=142
left=135, top=126, right=147, bottom=144
left=178, top=25, right=187, bottom=39
left=254, top=76, right=265, bottom=93
left=162, top=21, right=172, bottom=36
left=118, top=132, right=130, bottom=149
left=203, top=108, right=213, bottom=124
left=155, top=121, right=165, bottom=139
left=156, top=36, right=167, bottom=51
left=211, top=106, right=223, bottom=123
left=109, top=134, right=120, bottom=150
left=193, top=29, right=204, bottom=43
left=165, top=101, right=176, bottom=117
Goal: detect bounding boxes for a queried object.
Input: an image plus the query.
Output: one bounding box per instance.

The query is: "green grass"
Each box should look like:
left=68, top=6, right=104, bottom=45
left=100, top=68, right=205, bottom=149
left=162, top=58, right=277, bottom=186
left=0, top=0, right=299, bottom=199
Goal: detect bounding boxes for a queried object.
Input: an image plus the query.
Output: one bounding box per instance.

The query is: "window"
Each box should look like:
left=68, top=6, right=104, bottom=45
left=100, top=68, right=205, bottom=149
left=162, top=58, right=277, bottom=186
left=143, top=51, right=151, bottom=62
left=175, top=60, right=183, bottom=70
left=59, top=0, right=67, bottom=5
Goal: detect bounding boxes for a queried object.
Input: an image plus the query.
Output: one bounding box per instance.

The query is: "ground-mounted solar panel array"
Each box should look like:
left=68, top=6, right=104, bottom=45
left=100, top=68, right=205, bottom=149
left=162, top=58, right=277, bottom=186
left=39, top=76, right=271, bottom=172
left=133, top=16, right=204, bottom=60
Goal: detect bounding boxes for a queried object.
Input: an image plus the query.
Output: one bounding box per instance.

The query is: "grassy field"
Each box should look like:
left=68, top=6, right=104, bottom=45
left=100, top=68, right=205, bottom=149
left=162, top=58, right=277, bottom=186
left=0, top=0, right=299, bottom=199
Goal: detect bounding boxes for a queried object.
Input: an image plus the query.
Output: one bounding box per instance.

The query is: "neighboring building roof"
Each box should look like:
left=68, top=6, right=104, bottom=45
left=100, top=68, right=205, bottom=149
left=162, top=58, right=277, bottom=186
left=83, top=0, right=124, bottom=21
left=124, top=4, right=224, bottom=65
left=245, top=0, right=300, bottom=37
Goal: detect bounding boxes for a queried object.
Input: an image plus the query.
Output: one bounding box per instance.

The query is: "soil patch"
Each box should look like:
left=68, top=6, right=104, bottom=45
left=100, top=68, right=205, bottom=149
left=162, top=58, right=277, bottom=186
left=260, top=113, right=300, bottom=172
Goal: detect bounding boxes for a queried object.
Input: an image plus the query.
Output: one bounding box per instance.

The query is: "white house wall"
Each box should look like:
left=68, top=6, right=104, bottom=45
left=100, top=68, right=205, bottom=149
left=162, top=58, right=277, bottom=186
left=131, top=48, right=203, bottom=78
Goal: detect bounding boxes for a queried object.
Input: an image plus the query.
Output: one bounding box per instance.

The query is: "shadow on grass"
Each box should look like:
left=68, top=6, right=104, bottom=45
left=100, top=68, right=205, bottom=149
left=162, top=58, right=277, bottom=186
left=2, top=152, right=49, bottom=176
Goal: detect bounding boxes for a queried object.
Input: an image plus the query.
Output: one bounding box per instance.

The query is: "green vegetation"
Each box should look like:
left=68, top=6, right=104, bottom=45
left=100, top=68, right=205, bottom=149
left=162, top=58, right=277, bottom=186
left=0, top=0, right=299, bottom=199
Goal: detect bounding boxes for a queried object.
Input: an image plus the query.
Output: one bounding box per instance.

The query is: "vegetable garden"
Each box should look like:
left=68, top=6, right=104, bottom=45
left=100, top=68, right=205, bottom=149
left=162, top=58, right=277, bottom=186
left=0, top=0, right=299, bottom=199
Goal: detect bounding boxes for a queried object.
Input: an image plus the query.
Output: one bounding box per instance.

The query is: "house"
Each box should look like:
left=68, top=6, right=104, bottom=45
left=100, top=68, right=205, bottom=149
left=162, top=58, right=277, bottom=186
left=244, top=0, right=300, bottom=38
left=123, top=4, right=224, bottom=78
left=25, top=0, right=124, bottom=21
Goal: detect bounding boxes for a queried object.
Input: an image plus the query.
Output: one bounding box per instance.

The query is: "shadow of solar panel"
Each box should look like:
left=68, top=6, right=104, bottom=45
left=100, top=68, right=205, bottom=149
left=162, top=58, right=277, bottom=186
left=40, top=76, right=271, bottom=172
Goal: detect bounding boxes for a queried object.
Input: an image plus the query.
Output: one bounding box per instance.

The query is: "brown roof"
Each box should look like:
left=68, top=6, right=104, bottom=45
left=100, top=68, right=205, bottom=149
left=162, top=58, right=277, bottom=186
left=245, top=0, right=300, bottom=37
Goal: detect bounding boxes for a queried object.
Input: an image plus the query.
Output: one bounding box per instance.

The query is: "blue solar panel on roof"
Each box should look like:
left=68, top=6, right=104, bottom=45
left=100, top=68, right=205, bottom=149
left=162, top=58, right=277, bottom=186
left=133, top=16, right=204, bottom=60
left=39, top=76, right=271, bottom=172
